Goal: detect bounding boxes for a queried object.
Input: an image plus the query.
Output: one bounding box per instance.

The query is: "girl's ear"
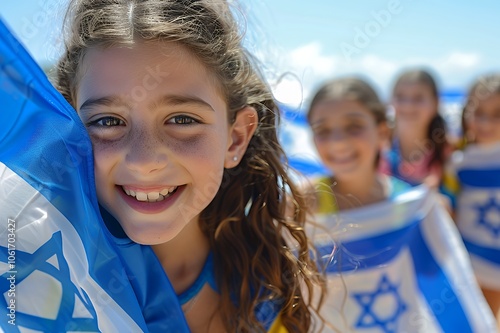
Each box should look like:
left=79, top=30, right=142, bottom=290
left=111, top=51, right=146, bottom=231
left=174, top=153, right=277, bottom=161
left=224, top=106, right=258, bottom=168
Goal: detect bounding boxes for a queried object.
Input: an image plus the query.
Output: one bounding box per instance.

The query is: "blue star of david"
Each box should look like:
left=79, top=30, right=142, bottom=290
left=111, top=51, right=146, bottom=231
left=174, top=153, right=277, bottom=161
left=352, top=274, right=407, bottom=333
left=0, top=231, right=99, bottom=332
left=474, top=196, right=500, bottom=238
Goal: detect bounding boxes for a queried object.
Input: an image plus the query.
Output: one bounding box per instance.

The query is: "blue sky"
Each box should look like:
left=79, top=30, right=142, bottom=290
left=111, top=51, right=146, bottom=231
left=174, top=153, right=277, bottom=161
left=1, top=0, right=500, bottom=104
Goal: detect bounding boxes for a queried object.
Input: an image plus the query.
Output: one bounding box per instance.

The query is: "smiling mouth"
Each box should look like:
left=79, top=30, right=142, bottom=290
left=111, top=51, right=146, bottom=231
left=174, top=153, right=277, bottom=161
left=121, top=186, right=179, bottom=202
left=330, top=153, right=357, bottom=164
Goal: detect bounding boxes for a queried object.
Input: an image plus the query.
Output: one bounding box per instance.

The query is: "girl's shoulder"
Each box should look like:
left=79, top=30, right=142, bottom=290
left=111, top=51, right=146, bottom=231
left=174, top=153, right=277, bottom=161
left=385, top=175, right=412, bottom=199
left=311, top=175, right=338, bottom=214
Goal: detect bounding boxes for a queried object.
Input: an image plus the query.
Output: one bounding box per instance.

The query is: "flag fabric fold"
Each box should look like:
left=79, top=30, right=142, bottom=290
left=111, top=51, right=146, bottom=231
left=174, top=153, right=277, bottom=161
left=0, top=19, right=189, bottom=332
left=313, top=186, right=497, bottom=333
left=453, top=143, right=500, bottom=290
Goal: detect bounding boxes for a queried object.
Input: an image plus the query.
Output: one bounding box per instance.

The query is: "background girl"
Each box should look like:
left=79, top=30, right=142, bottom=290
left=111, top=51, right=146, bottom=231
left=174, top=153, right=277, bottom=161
left=449, top=74, right=500, bottom=326
left=307, top=76, right=409, bottom=213
left=305, top=76, right=496, bottom=332
left=384, top=69, right=449, bottom=189
left=56, top=0, right=324, bottom=332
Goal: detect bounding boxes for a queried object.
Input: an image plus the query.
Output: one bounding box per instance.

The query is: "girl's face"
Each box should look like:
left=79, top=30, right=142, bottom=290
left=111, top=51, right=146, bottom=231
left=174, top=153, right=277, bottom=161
left=392, top=82, right=437, bottom=131
left=466, top=93, right=500, bottom=145
left=76, top=42, right=248, bottom=245
left=310, top=99, right=384, bottom=181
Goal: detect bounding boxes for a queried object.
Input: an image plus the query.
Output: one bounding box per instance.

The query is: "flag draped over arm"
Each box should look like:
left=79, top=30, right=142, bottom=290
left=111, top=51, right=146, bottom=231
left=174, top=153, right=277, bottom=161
left=0, top=19, right=189, bottom=332
left=313, top=186, right=497, bottom=333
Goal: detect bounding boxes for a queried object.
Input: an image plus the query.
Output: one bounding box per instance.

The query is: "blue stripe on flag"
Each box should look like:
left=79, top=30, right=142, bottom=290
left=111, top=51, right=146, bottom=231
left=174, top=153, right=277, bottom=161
left=287, top=157, right=329, bottom=177
left=319, top=218, right=420, bottom=273
left=462, top=239, right=500, bottom=265
left=458, top=169, right=500, bottom=188
left=409, top=226, right=473, bottom=333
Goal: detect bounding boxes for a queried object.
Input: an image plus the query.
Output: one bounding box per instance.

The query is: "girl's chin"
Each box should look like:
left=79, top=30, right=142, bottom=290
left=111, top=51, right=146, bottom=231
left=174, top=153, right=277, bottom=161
left=124, top=226, right=181, bottom=245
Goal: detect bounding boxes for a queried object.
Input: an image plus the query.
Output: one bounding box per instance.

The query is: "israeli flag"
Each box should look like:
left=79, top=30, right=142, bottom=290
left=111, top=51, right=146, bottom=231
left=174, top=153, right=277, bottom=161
left=312, top=186, right=497, bottom=333
left=278, top=105, right=329, bottom=178
left=0, top=19, right=189, bottom=332
left=453, top=143, right=500, bottom=290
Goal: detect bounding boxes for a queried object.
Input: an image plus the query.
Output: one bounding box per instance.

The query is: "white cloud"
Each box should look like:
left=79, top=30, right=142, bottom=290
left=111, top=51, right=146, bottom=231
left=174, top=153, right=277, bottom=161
left=264, top=43, right=483, bottom=105
left=288, top=42, right=338, bottom=75
left=441, top=52, right=480, bottom=68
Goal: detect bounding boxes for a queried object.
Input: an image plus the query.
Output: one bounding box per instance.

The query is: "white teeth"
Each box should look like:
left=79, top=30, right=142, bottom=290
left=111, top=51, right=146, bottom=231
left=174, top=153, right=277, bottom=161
left=147, top=192, right=160, bottom=200
left=122, top=186, right=178, bottom=202
left=135, top=192, right=148, bottom=201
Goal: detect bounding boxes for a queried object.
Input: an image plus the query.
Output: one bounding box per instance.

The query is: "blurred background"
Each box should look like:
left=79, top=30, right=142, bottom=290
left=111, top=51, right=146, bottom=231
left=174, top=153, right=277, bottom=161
left=1, top=0, right=499, bottom=173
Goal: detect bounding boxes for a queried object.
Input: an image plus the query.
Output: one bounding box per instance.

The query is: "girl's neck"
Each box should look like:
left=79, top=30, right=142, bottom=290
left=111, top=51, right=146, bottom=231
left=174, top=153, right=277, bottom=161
left=152, top=218, right=210, bottom=295
left=397, top=128, right=428, bottom=161
left=333, top=172, right=386, bottom=210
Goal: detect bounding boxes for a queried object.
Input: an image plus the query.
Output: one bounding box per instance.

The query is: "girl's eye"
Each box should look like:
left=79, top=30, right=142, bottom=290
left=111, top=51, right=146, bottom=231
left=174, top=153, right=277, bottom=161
left=88, top=116, right=125, bottom=127
left=313, top=128, right=330, bottom=138
left=346, top=124, right=364, bottom=134
left=167, top=115, right=198, bottom=125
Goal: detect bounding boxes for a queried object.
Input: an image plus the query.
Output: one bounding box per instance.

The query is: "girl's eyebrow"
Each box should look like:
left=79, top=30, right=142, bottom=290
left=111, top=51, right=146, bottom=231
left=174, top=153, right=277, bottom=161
left=154, top=94, right=215, bottom=112
left=79, top=96, right=131, bottom=113
left=78, top=94, right=216, bottom=113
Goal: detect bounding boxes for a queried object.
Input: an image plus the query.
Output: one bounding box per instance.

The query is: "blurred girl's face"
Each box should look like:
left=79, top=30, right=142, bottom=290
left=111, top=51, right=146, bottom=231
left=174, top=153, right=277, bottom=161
left=310, top=99, right=384, bottom=181
left=466, top=93, right=500, bottom=145
left=392, top=82, right=437, bottom=131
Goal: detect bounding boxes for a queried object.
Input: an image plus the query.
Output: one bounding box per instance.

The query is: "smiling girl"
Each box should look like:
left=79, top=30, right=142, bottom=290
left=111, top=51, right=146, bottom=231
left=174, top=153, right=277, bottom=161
left=55, top=1, right=325, bottom=332
left=307, top=77, right=410, bottom=213
left=384, top=69, right=450, bottom=189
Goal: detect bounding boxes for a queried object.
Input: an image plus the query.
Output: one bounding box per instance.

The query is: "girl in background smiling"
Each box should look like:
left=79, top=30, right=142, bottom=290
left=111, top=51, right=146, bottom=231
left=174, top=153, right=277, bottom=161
left=383, top=69, right=450, bottom=189
left=307, top=77, right=410, bottom=213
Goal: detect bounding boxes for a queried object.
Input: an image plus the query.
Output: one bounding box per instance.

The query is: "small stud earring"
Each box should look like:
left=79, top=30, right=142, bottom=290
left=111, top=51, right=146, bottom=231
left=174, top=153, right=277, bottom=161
left=233, top=156, right=238, bottom=161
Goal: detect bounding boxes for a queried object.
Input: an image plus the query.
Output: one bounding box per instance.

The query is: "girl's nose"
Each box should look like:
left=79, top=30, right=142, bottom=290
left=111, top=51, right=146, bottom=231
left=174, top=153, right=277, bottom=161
left=124, top=128, right=168, bottom=175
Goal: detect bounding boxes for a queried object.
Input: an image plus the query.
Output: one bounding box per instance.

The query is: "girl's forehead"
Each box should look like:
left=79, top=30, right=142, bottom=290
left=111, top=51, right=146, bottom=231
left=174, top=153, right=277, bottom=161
left=310, top=99, right=374, bottom=123
left=75, top=41, right=226, bottom=113
left=394, top=81, right=433, bottom=95
left=81, top=42, right=205, bottom=73
left=476, top=93, right=500, bottom=110
left=78, top=42, right=218, bottom=87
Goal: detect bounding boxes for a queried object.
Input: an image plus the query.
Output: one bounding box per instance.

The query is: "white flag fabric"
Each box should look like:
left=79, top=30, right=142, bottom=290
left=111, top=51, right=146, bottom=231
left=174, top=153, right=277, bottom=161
left=453, top=143, right=500, bottom=290
left=311, top=186, right=497, bottom=333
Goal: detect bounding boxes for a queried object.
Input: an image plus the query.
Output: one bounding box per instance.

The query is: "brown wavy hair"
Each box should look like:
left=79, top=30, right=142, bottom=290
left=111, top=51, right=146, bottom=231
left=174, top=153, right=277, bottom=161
left=55, top=0, right=325, bottom=332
